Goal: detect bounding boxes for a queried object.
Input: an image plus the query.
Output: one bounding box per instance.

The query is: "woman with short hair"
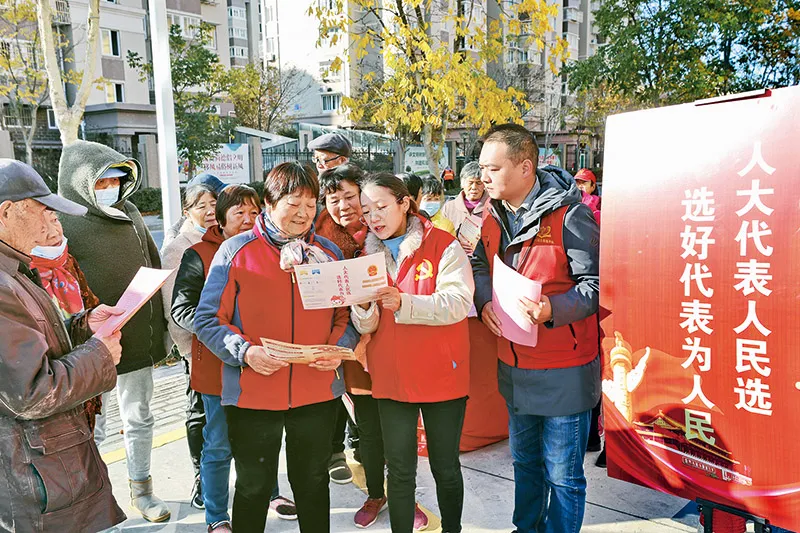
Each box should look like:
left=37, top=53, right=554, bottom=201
left=195, top=162, right=358, bottom=533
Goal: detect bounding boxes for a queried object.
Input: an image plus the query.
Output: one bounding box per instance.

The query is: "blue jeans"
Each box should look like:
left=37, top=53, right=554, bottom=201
left=201, top=394, right=233, bottom=525
left=508, top=406, right=591, bottom=533
left=202, top=395, right=281, bottom=525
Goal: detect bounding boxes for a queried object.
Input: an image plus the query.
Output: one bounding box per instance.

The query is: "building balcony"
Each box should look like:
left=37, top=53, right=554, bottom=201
left=564, top=7, right=583, bottom=23
left=53, top=0, right=71, bottom=25
left=563, top=0, right=580, bottom=10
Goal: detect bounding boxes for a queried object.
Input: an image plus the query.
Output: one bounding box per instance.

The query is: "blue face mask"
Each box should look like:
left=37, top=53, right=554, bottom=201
left=95, top=186, right=120, bottom=208
left=420, top=201, right=441, bottom=217
left=194, top=223, right=208, bottom=235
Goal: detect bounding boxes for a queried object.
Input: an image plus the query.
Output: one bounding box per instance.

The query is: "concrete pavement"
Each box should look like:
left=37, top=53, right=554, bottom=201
left=100, top=365, right=712, bottom=533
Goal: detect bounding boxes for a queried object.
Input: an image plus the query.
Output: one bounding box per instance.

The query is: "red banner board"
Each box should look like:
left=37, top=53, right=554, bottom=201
left=600, top=86, right=800, bottom=530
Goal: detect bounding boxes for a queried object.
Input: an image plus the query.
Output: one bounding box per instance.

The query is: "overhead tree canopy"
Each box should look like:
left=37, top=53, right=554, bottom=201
left=567, top=0, right=800, bottom=108
left=227, top=62, right=310, bottom=133
left=310, top=0, right=566, bottom=176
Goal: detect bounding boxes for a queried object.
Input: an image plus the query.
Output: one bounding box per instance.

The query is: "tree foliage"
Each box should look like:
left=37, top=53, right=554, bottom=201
left=227, top=62, right=310, bottom=132
left=310, top=0, right=567, bottom=176
left=128, top=22, right=233, bottom=175
left=567, top=0, right=800, bottom=108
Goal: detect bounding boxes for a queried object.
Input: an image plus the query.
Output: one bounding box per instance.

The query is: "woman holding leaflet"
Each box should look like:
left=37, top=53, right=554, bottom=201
left=350, top=173, right=474, bottom=533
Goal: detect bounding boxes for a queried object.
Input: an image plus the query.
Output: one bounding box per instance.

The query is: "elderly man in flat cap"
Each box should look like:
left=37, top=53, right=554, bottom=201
left=0, top=159, right=126, bottom=533
left=308, top=132, right=353, bottom=172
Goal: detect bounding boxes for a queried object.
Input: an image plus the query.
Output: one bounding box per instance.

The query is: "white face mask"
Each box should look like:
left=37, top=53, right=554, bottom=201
left=95, top=186, right=120, bottom=208
left=420, top=201, right=441, bottom=217
left=31, top=237, right=68, bottom=260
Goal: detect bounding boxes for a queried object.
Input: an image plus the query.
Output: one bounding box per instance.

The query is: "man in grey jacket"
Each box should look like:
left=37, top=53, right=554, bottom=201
left=0, top=159, right=125, bottom=532
left=471, top=125, right=601, bottom=533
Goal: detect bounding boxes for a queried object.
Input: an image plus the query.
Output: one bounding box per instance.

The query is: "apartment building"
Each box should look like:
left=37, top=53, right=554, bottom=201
left=260, top=0, right=384, bottom=129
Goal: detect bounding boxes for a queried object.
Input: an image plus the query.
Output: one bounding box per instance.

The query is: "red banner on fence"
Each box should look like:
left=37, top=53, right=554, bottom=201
left=600, top=86, right=800, bottom=530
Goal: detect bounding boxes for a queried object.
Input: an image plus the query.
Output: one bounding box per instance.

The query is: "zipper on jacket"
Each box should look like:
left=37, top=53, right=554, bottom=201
left=288, top=273, right=295, bottom=408
left=568, top=324, right=578, bottom=350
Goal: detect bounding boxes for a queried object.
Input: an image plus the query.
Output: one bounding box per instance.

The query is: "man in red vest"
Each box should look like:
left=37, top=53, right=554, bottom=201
left=471, top=124, right=601, bottom=533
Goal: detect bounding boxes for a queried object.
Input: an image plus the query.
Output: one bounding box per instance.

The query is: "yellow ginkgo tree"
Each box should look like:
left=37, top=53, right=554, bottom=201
left=310, top=0, right=566, bottom=176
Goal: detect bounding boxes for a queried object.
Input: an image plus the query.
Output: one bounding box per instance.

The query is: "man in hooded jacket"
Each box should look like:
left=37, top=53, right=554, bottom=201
left=58, top=140, right=171, bottom=523
left=471, top=125, right=600, bottom=533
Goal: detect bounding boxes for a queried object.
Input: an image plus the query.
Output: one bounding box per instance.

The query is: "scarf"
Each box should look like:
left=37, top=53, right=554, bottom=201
left=258, top=213, right=334, bottom=272
left=30, top=245, right=85, bottom=318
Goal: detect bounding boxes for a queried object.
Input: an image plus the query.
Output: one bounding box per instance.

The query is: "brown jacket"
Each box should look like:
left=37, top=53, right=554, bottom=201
left=0, top=240, right=125, bottom=532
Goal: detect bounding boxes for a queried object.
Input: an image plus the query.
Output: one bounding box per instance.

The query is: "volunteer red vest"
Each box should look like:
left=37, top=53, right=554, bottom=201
left=367, top=217, right=470, bottom=403
left=189, top=227, right=225, bottom=396
left=228, top=230, right=344, bottom=410
left=481, top=205, right=599, bottom=370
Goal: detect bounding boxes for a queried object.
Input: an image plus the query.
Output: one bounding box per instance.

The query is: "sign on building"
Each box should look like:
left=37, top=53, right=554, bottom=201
left=538, top=147, right=561, bottom=168
left=180, top=144, right=250, bottom=184
left=600, top=86, right=800, bottom=531
left=403, top=145, right=449, bottom=176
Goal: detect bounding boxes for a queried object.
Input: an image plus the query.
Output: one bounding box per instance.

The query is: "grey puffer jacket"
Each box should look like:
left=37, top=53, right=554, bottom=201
left=0, top=239, right=125, bottom=532
left=58, top=140, right=168, bottom=374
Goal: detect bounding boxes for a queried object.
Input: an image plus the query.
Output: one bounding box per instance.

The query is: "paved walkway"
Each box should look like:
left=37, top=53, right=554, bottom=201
left=99, top=366, right=719, bottom=533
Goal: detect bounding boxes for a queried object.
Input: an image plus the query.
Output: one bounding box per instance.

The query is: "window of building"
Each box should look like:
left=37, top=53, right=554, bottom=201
left=47, top=108, right=58, bottom=129
left=101, top=29, right=120, bottom=57
left=228, top=6, right=247, bottom=19
left=264, top=4, right=274, bottom=22
left=105, top=82, right=124, bottom=103
left=265, top=37, right=275, bottom=54
left=2, top=106, right=33, bottom=128
left=321, top=93, right=341, bottom=112
left=228, top=27, right=248, bottom=39
left=229, top=46, right=247, bottom=58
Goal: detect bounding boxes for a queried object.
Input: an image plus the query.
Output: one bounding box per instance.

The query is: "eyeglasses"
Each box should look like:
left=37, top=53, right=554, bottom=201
left=359, top=200, right=401, bottom=226
left=313, top=154, right=342, bottom=166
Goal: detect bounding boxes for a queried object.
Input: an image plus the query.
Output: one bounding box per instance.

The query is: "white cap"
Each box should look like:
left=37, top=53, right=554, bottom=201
left=101, top=167, right=128, bottom=179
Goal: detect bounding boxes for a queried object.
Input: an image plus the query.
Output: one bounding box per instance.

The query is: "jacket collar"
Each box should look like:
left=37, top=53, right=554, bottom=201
left=456, top=191, right=489, bottom=216
left=0, top=239, right=30, bottom=275
left=487, top=167, right=581, bottom=246
left=202, top=224, right=226, bottom=245
left=363, top=214, right=429, bottom=277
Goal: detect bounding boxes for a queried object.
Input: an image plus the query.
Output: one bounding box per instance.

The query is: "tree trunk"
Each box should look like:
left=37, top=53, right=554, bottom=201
left=24, top=112, right=38, bottom=166
left=36, top=0, right=101, bottom=146
left=422, top=123, right=442, bottom=179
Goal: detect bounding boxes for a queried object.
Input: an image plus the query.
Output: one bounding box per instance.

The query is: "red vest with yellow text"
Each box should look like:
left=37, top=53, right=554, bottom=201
left=481, top=205, right=599, bottom=370
left=367, top=218, right=470, bottom=403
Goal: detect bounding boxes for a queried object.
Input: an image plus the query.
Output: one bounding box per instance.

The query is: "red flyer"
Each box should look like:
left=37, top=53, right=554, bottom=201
left=600, top=86, right=800, bottom=530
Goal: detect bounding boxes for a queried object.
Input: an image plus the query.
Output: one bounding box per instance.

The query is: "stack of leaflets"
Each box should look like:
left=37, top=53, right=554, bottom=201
left=260, top=338, right=357, bottom=365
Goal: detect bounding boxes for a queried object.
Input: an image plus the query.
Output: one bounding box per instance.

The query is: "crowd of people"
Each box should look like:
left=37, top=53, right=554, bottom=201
left=0, top=123, right=603, bottom=533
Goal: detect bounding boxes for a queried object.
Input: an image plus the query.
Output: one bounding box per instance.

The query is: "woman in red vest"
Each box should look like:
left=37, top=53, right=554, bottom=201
left=351, top=173, right=474, bottom=533
left=194, top=163, right=358, bottom=533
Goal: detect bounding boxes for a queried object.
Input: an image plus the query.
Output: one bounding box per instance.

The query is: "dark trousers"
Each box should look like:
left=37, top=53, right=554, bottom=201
left=226, top=400, right=338, bottom=533
left=378, top=397, right=467, bottom=533
left=184, top=358, right=206, bottom=477
left=331, top=400, right=359, bottom=455
left=588, top=398, right=602, bottom=448
left=351, top=395, right=385, bottom=499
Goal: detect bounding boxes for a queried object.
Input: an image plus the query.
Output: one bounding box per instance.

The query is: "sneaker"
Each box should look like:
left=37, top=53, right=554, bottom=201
left=270, top=495, right=298, bottom=520
left=190, top=476, right=204, bottom=510
left=329, top=452, right=353, bottom=484
left=354, top=496, right=387, bottom=528
left=207, top=520, right=232, bottom=533
left=414, top=503, right=429, bottom=531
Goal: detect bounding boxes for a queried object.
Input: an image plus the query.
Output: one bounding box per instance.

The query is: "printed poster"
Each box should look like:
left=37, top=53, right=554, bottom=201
left=294, top=253, right=388, bottom=309
left=600, top=86, right=800, bottom=530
